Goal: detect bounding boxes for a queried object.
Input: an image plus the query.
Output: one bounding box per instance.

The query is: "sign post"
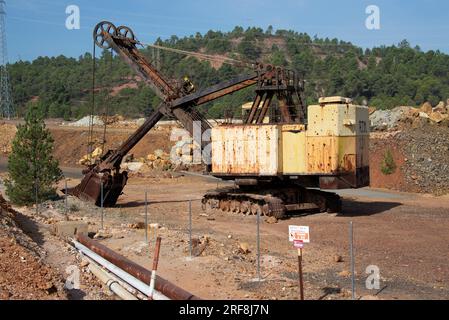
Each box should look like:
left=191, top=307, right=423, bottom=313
left=289, top=225, right=310, bottom=301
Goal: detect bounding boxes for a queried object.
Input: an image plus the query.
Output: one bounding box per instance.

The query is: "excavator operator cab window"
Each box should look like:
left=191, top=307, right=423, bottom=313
left=182, top=76, right=195, bottom=95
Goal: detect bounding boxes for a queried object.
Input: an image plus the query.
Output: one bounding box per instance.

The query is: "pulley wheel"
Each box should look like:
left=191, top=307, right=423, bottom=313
left=117, top=25, right=136, bottom=41
left=93, top=21, right=117, bottom=49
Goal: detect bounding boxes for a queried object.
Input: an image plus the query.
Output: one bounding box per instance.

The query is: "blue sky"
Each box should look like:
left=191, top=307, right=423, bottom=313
left=6, top=0, right=449, bottom=62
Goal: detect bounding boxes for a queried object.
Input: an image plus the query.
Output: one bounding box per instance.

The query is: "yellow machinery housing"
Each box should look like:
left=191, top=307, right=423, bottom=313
left=211, top=96, right=370, bottom=189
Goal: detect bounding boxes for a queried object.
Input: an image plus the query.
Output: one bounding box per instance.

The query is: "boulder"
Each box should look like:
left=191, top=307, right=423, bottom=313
left=429, top=112, right=448, bottom=123
left=433, top=101, right=447, bottom=114
left=154, top=149, right=165, bottom=159
left=147, top=154, right=157, bottom=161
left=129, top=222, right=145, bottom=229
left=338, top=270, right=351, bottom=278
left=333, top=254, right=343, bottom=263
left=152, top=159, right=163, bottom=169
left=409, top=107, right=420, bottom=117
left=78, top=147, right=103, bottom=165
left=238, top=242, right=251, bottom=254
left=419, top=112, right=430, bottom=119
left=93, top=231, right=112, bottom=239
left=420, top=102, right=433, bottom=115
left=265, top=216, right=278, bottom=224
left=121, top=162, right=143, bottom=172
left=52, top=221, right=88, bottom=238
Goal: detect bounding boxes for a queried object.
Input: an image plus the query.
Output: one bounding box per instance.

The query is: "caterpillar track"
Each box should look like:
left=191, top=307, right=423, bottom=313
left=202, top=186, right=342, bottom=219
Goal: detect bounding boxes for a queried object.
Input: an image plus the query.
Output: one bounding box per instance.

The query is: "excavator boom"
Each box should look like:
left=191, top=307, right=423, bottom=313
left=70, top=22, right=301, bottom=206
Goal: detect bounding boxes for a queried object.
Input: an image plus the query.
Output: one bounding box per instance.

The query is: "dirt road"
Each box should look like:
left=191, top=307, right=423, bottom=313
left=51, top=173, right=449, bottom=300
left=0, top=157, right=83, bottom=179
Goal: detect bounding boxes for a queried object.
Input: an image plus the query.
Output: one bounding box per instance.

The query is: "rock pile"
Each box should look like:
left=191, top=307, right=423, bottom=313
left=370, top=101, right=449, bottom=131
left=399, top=124, right=449, bottom=195
left=117, top=149, right=174, bottom=175
left=170, top=140, right=202, bottom=165
left=145, top=149, right=173, bottom=170
left=68, top=116, right=104, bottom=127
left=121, top=141, right=203, bottom=174
left=78, top=146, right=103, bottom=165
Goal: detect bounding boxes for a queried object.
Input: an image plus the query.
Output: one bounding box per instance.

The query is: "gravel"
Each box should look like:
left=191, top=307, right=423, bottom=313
left=399, top=123, right=449, bottom=195
left=370, top=106, right=412, bottom=131
left=67, top=116, right=104, bottom=127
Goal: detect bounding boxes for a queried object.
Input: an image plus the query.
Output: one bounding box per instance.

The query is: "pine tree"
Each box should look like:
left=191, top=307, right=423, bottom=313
left=5, top=104, right=62, bottom=205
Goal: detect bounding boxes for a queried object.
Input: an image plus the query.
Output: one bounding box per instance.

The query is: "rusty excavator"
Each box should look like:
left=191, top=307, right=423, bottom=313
left=70, top=21, right=370, bottom=218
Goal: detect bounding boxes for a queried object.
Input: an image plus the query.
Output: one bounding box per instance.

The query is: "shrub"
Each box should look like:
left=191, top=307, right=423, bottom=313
left=380, top=149, right=397, bottom=175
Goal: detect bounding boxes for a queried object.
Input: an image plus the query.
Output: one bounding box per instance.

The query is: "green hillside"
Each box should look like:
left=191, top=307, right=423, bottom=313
left=8, top=26, right=449, bottom=120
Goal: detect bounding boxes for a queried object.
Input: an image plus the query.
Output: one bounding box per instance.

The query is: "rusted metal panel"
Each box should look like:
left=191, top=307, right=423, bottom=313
left=306, top=136, right=339, bottom=173
left=210, top=97, right=370, bottom=191
left=212, top=125, right=279, bottom=175
left=306, top=136, right=361, bottom=174
left=281, top=125, right=307, bottom=174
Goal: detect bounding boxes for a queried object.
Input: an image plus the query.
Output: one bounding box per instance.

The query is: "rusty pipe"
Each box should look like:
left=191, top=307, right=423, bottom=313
left=153, top=237, right=162, bottom=271
left=76, top=234, right=200, bottom=300
left=73, top=240, right=169, bottom=300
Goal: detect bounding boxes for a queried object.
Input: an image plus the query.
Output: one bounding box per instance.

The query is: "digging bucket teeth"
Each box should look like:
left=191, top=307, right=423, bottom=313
left=68, top=170, right=128, bottom=207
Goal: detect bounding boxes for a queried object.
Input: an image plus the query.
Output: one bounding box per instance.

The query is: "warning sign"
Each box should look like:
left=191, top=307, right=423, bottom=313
left=288, top=225, right=310, bottom=243
left=293, top=240, right=304, bottom=248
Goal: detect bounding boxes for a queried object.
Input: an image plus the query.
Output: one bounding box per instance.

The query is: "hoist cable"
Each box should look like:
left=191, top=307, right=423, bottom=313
left=101, top=48, right=113, bottom=154
left=88, top=40, right=97, bottom=162
left=138, top=41, right=253, bottom=68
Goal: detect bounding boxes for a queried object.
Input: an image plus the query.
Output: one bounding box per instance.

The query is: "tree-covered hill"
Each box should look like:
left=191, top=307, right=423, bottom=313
left=8, top=26, right=449, bottom=120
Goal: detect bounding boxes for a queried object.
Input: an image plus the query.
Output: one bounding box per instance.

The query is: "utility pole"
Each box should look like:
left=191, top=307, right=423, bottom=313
left=0, top=0, right=13, bottom=119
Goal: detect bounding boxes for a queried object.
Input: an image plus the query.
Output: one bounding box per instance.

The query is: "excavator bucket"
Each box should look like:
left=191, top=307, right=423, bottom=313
left=68, top=170, right=128, bottom=207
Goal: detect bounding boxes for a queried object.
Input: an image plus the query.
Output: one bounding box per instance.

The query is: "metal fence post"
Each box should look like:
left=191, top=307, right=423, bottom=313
left=35, top=179, right=38, bottom=215
left=64, top=179, right=68, bottom=216
left=350, top=221, right=355, bottom=300
left=257, top=208, right=261, bottom=281
left=189, top=200, right=192, bottom=258
left=101, top=181, right=104, bottom=230
left=145, top=190, right=148, bottom=243
left=298, top=247, right=304, bottom=300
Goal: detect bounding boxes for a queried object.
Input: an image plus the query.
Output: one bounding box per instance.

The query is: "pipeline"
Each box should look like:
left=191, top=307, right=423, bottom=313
left=88, top=260, right=138, bottom=300
left=85, top=256, right=147, bottom=300
left=76, top=234, right=201, bottom=300
left=73, top=239, right=170, bottom=300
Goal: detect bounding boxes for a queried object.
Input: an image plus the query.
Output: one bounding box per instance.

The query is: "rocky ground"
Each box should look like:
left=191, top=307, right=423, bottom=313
left=401, top=124, right=449, bottom=195
left=0, top=192, right=115, bottom=300
left=0, top=193, right=66, bottom=299
left=369, top=100, right=449, bottom=195
left=57, top=174, right=449, bottom=300
left=1, top=170, right=449, bottom=300
left=0, top=122, right=16, bottom=154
